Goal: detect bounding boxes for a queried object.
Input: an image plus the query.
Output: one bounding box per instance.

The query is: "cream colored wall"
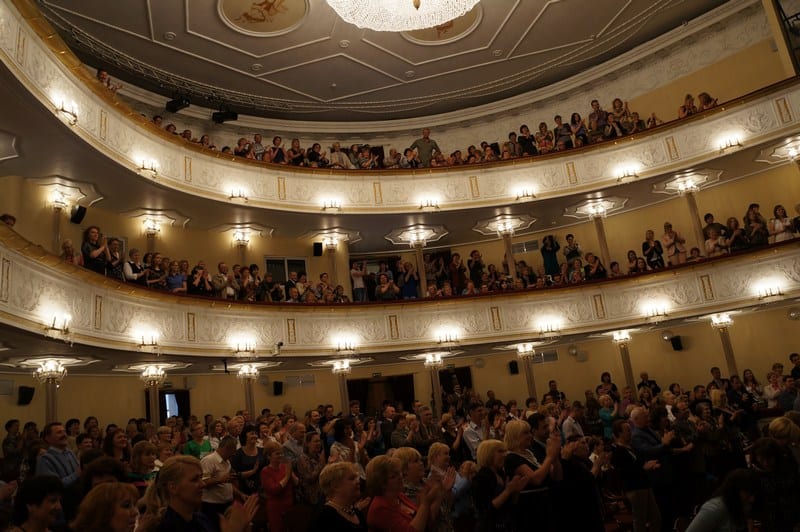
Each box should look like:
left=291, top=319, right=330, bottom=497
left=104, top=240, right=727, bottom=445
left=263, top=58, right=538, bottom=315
left=1, top=307, right=796, bottom=427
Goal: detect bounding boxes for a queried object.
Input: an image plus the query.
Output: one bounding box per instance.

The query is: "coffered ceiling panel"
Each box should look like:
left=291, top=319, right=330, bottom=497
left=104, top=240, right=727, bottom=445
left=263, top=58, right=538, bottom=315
left=37, top=0, right=729, bottom=121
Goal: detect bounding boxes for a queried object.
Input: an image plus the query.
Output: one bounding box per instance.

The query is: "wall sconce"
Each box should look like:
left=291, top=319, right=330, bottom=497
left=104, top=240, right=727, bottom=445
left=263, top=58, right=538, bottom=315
left=424, top=353, right=444, bottom=369
left=232, top=339, right=256, bottom=356
left=323, top=237, right=338, bottom=251
left=321, top=199, right=342, bottom=211
left=137, top=331, right=160, bottom=353
left=516, top=342, right=536, bottom=361
left=229, top=189, right=249, bottom=203
left=616, top=167, right=640, bottom=182
left=50, top=189, right=69, bottom=211
left=56, top=102, right=78, bottom=126
left=515, top=188, right=536, bottom=201
left=138, top=161, right=158, bottom=178
left=437, top=331, right=459, bottom=345
left=756, top=284, right=783, bottom=300
left=718, top=137, right=742, bottom=154
left=611, top=330, right=631, bottom=345
left=237, top=364, right=259, bottom=381
left=709, top=313, right=733, bottom=329
left=336, top=341, right=357, bottom=356
left=44, top=314, right=72, bottom=344
left=233, top=230, right=250, bottom=248
left=143, top=219, right=161, bottom=238
left=538, top=322, right=561, bottom=340
left=643, top=301, right=669, bottom=322
left=419, top=199, right=440, bottom=211
left=332, top=359, right=352, bottom=376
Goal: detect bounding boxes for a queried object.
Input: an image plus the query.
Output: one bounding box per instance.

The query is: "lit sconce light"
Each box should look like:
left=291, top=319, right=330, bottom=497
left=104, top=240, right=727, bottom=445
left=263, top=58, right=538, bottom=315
left=321, top=199, right=342, bottom=212
left=787, top=147, right=800, bottom=162
left=676, top=180, right=699, bottom=195
left=229, top=188, right=249, bottom=203
left=495, top=221, right=516, bottom=237
left=142, top=218, right=161, bottom=238
left=140, top=365, right=166, bottom=387
left=419, top=199, right=440, bottom=211
left=643, top=301, right=669, bottom=322
left=237, top=363, right=260, bottom=381
left=138, top=160, right=158, bottom=178
left=232, top=339, right=256, bottom=356
left=709, top=313, right=734, bottom=329
left=336, top=340, right=357, bottom=356
left=516, top=342, right=536, bottom=361
left=515, top=188, right=536, bottom=201
left=33, top=359, right=68, bottom=384
left=50, top=189, right=68, bottom=211
left=611, top=330, right=631, bottom=345
left=56, top=101, right=78, bottom=126
left=424, top=353, right=444, bottom=369
left=538, top=321, right=562, bottom=340
left=616, top=167, right=640, bottom=182
left=718, top=137, right=742, bottom=154
left=756, top=283, right=783, bottom=300
left=44, top=314, right=72, bottom=344
left=137, top=330, right=160, bottom=353
left=232, top=230, right=250, bottom=248
left=323, top=237, right=338, bottom=252
left=437, top=330, right=459, bottom=345
left=332, top=359, right=352, bottom=376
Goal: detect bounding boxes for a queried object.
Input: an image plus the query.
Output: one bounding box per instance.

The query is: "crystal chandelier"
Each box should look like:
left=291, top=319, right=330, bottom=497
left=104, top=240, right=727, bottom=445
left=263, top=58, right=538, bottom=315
left=516, top=343, right=536, bottom=361
left=332, top=359, right=352, bottom=376
left=237, top=363, right=260, bottom=381
left=34, top=359, right=68, bottom=384
left=424, top=353, right=443, bottom=369
left=326, top=0, right=480, bottom=32
left=140, top=365, right=166, bottom=387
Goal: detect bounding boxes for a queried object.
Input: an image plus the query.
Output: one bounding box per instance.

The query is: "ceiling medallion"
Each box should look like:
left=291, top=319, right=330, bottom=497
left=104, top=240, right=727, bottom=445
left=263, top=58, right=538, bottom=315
left=328, top=0, right=480, bottom=32
left=401, top=2, right=482, bottom=44
left=218, top=0, right=309, bottom=37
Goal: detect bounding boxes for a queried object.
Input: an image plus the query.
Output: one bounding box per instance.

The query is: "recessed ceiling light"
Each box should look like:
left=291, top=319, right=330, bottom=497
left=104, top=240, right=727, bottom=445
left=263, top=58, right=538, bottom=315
left=163, top=32, right=176, bottom=41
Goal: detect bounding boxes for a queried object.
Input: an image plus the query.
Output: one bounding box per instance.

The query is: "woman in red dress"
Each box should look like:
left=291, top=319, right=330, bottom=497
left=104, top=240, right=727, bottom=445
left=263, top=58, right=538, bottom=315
left=260, top=441, right=297, bottom=532
left=365, top=455, right=437, bottom=532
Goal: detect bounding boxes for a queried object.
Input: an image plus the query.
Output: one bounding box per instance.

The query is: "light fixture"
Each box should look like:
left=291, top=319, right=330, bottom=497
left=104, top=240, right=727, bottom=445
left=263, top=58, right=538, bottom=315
left=754, top=279, right=784, bottom=300
left=143, top=218, right=161, bottom=238
left=419, top=199, right=440, bottom=211
left=676, top=180, right=699, bottom=195
left=788, top=147, right=800, bottom=162
left=788, top=308, right=800, bottom=321
left=437, top=331, right=459, bottom=345
left=616, top=168, right=639, bottom=182
left=495, top=221, right=516, bottom=237
left=50, top=189, right=68, bottom=211
left=336, top=341, right=357, bottom=356
left=408, top=230, right=427, bottom=248
left=232, top=341, right=256, bottom=356
left=44, top=314, right=72, bottom=344
left=424, top=353, right=444, bottom=369
left=332, top=359, right=352, bottom=376
left=516, top=343, right=537, bottom=361
left=236, top=363, right=259, bottom=381
left=233, top=230, right=250, bottom=248
left=229, top=189, right=249, bottom=203
left=710, top=313, right=734, bottom=329
left=323, top=237, right=338, bottom=251
left=326, top=0, right=480, bottom=32
left=34, top=359, right=68, bottom=384
left=538, top=322, right=561, bottom=341
left=588, top=204, right=607, bottom=219
left=140, top=365, right=166, bottom=387
left=321, top=199, right=342, bottom=211
left=644, top=302, right=669, bottom=322
left=515, top=188, right=536, bottom=201
left=718, top=137, right=742, bottom=153
left=611, top=330, right=631, bottom=345
left=137, top=331, right=160, bottom=353
left=56, top=102, right=78, bottom=126
left=138, top=161, right=158, bottom=178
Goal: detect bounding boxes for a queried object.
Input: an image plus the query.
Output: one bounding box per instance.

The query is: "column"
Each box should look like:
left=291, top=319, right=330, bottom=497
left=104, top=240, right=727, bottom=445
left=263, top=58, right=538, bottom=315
left=326, top=241, right=338, bottom=287
left=337, top=373, right=349, bottom=414
left=147, top=384, right=160, bottom=425
left=519, top=358, right=538, bottom=400
left=501, top=232, right=517, bottom=280
left=243, top=378, right=256, bottom=418
left=715, top=327, right=739, bottom=377
left=592, top=217, right=611, bottom=269
left=145, top=233, right=157, bottom=254
left=412, top=242, right=428, bottom=297
left=52, top=208, right=63, bottom=255
left=237, top=245, right=247, bottom=269
left=430, top=367, right=443, bottom=418
left=45, top=379, right=58, bottom=425
left=334, top=240, right=352, bottom=299
left=761, top=0, right=798, bottom=76
left=683, top=191, right=707, bottom=252
left=615, top=341, right=635, bottom=390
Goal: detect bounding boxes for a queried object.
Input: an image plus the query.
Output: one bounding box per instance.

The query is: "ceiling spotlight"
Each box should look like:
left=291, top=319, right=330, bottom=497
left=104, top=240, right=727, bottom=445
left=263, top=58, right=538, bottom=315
left=165, top=96, right=190, bottom=113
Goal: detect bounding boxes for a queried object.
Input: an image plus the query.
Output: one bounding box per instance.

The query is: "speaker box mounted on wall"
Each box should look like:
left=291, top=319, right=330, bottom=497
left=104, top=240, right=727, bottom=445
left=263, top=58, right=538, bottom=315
left=273, top=381, right=284, bottom=396
left=670, top=336, right=684, bottom=351
left=312, top=242, right=323, bottom=257
left=70, top=205, right=87, bottom=224
left=18, top=386, right=35, bottom=405
left=508, top=360, right=519, bottom=375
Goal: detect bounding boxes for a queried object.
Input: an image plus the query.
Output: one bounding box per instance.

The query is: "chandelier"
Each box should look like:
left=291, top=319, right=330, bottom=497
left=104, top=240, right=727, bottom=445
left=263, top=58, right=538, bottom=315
left=140, top=365, right=166, bottom=387
left=237, top=364, right=260, bottom=381
left=332, top=359, right=352, bottom=376
left=34, top=359, right=68, bottom=384
left=424, top=353, right=443, bottom=369
left=516, top=343, right=537, bottom=361
left=326, top=0, right=480, bottom=32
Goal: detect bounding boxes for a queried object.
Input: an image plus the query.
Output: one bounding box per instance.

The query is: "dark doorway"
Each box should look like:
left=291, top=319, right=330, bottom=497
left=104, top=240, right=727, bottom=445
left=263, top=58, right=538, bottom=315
left=437, top=366, right=474, bottom=414
left=144, top=389, right=191, bottom=425
left=347, top=374, right=415, bottom=418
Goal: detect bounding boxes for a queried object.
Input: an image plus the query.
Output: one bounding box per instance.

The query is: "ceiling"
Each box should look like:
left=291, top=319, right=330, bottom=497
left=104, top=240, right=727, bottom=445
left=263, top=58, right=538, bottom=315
left=36, top=0, right=728, bottom=121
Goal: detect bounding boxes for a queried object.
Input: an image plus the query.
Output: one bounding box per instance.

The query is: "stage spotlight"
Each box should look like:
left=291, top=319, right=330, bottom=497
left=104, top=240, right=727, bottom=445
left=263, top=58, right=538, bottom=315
left=165, top=96, right=190, bottom=113
left=212, top=110, right=238, bottom=124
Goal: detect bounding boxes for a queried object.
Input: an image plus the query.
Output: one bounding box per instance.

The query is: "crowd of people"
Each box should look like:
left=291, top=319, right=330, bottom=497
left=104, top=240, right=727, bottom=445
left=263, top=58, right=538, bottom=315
left=1, top=358, right=799, bottom=531
left=143, top=91, right=722, bottom=170
left=57, top=199, right=798, bottom=304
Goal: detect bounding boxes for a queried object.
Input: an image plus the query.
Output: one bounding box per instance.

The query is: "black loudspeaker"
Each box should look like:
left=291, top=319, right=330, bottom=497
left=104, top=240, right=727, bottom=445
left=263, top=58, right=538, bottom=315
left=18, top=386, right=35, bottom=405
left=312, top=242, right=323, bottom=257
left=70, top=205, right=87, bottom=224
left=273, top=381, right=284, bottom=396
left=508, top=360, right=519, bottom=375
left=670, top=336, right=683, bottom=351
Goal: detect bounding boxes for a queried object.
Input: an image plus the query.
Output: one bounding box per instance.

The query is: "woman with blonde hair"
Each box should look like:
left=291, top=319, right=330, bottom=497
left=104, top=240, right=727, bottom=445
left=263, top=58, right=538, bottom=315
left=472, top=439, right=527, bottom=532
left=393, top=446, right=426, bottom=505
left=309, top=462, right=368, bottom=530
left=70, top=482, right=138, bottom=532
left=366, top=455, right=436, bottom=532
left=427, top=442, right=459, bottom=532
left=139, top=455, right=257, bottom=532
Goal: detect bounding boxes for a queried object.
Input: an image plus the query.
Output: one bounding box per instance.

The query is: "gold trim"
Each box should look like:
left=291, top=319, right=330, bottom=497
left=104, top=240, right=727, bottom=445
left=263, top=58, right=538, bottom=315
left=388, top=315, right=399, bottom=339
left=490, top=306, right=501, bottom=330
left=664, top=136, right=679, bottom=160
left=566, top=162, right=577, bottom=184
left=373, top=182, right=383, bottom=204
left=286, top=318, right=296, bottom=344
left=184, top=156, right=192, bottom=183
left=93, top=295, right=102, bottom=329
left=700, top=275, right=714, bottom=301
left=592, top=294, right=606, bottom=319
left=0, top=257, right=10, bottom=302
left=469, top=176, right=480, bottom=198
left=774, top=97, right=792, bottom=124
left=99, top=110, right=108, bottom=141
left=187, top=312, right=196, bottom=341
left=277, top=176, right=286, bottom=200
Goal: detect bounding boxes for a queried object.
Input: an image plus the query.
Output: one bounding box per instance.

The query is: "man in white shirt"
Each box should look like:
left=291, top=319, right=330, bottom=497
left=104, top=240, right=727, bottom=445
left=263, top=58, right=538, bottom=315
left=350, top=261, right=367, bottom=302
left=561, top=402, right=585, bottom=440
left=200, top=435, right=239, bottom=526
left=462, top=403, right=486, bottom=460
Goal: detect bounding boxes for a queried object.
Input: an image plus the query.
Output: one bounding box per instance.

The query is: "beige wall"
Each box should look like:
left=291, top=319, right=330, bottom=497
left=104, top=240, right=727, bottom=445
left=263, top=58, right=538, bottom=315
left=1, top=306, right=796, bottom=428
